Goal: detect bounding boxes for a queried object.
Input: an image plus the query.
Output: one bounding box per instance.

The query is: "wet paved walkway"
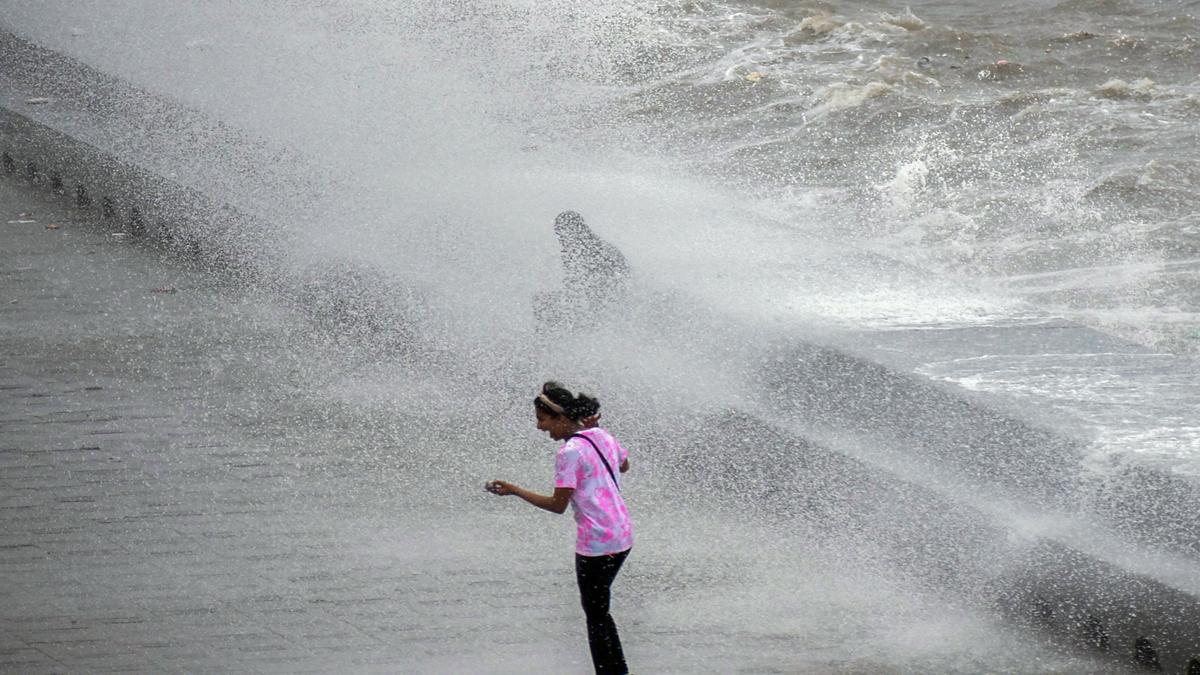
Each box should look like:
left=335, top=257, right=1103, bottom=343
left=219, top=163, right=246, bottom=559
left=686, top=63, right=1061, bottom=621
left=1, top=177, right=1121, bottom=674
left=0, top=178, right=586, bottom=673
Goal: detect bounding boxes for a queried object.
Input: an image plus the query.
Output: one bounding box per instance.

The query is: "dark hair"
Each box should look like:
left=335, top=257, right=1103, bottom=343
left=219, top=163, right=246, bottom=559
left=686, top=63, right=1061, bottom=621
left=534, top=381, right=600, bottom=422
left=554, top=210, right=591, bottom=240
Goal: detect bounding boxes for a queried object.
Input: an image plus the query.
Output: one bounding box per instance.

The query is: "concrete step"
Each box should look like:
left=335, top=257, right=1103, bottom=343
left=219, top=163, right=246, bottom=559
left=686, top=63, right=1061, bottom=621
left=760, top=334, right=1200, bottom=561
left=670, top=410, right=1200, bottom=673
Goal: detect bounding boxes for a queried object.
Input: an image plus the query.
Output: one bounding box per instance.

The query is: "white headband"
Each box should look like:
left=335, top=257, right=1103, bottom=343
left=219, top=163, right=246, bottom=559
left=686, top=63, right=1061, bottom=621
left=537, top=393, right=567, bottom=416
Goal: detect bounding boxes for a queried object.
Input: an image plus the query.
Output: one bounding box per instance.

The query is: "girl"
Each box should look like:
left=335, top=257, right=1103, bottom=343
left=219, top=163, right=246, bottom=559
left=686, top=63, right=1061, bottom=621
left=487, top=381, right=634, bottom=675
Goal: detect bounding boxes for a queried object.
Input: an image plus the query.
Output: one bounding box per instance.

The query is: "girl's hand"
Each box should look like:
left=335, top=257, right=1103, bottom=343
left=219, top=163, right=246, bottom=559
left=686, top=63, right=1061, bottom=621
left=486, top=480, right=514, bottom=496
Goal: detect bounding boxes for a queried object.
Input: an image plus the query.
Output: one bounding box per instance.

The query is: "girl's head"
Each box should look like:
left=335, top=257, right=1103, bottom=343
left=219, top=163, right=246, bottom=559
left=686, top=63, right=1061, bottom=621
left=534, top=381, right=600, bottom=440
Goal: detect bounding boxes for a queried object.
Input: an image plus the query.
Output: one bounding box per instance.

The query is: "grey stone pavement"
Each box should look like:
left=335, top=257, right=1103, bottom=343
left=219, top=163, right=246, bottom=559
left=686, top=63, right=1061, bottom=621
left=0, top=177, right=578, bottom=673
left=0, top=177, right=1120, bottom=674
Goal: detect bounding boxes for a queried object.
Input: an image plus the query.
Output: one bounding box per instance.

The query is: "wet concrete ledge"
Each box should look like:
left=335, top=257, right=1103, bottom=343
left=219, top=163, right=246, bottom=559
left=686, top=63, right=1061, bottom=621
left=681, top=411, right=1200, bottom=673
left=761, top=336, right=1200, bottom=562
left=0, top=105, right=263, bottom=278
left=3, top=29, right=1200, bottom=672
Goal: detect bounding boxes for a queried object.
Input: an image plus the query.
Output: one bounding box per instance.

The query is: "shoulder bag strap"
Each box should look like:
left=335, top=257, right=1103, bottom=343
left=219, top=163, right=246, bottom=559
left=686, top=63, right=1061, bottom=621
left=569, top=433, right=620, bottom=491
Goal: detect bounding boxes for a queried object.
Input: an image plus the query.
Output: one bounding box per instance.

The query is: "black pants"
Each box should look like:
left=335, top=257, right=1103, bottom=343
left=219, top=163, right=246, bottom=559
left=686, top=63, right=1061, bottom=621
left=575, top=548, right=630, bottom=675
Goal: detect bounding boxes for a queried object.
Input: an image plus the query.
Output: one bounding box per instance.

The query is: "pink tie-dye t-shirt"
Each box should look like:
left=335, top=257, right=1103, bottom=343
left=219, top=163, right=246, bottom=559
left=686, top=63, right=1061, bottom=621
left=554, top=427, right=634, bottom=556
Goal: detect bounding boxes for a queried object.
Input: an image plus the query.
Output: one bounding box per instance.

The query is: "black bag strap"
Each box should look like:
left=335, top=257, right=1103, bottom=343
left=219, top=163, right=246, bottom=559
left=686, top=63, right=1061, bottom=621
left=569, top=433, right=620, bottom=491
